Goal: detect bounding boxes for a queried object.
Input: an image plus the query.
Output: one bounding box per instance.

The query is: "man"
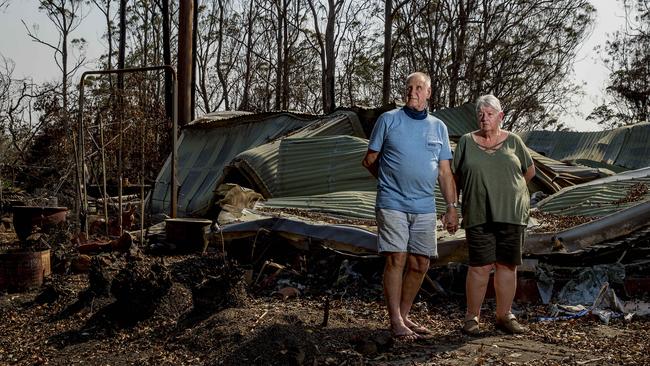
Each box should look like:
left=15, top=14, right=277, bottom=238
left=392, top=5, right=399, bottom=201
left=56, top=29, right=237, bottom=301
left=362, top=72, right=458, bottom=340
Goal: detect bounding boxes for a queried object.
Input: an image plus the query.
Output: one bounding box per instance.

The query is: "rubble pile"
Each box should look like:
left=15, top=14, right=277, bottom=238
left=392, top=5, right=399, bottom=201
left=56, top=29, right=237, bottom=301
left=110, top=259, right=173, bottom=321
left=171, top=256, right=249, bottom=314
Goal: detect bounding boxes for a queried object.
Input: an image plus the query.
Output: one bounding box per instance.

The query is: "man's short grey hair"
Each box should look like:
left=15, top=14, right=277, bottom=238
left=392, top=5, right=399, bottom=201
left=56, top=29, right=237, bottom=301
left=406, top=72, right=431, bottom=89
left=475, top=94, right=502, bottom=114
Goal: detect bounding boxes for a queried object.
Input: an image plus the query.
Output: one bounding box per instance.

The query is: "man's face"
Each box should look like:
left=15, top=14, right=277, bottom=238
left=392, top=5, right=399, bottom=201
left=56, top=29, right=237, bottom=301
left=405, top=75, right=431, bottom=111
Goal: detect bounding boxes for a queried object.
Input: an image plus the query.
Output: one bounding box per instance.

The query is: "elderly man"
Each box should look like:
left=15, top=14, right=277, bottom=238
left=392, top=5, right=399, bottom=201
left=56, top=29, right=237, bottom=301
left=363, top=72, right=458, bottom=340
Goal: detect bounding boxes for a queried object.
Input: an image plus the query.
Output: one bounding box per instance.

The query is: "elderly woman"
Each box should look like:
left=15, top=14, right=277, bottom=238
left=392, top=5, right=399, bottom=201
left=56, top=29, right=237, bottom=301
left=452, top=94, right=535, bottom=335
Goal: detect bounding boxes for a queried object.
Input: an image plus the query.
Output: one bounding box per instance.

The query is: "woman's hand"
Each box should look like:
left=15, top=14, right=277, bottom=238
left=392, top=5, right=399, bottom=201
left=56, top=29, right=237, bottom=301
left=442, top=208, right=459, bottom=234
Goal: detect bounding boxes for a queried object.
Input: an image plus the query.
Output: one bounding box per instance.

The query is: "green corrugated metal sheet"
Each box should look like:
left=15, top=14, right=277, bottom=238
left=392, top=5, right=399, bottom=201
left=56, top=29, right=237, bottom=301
left=431, top=103, right=476, bottom=138
left=258, top=187, right=453, bottom=221
left=520, top=123, right=650, bottom=170
left=289, top=110, right=366, bottom=138
left=151, top=112, right=359, bottom=216
left=612, top=123, right=650, bottom=168
left=230, top=135, right=375, bottom=198
left=536, top=168, right=650, bottom=217
left=277, top=136, right=376, bottom=197
left=227, top=112, right=367, bottom=198
left=260, top=191, right=377, bottom=219
left=528, top=149, right=614, bottom=192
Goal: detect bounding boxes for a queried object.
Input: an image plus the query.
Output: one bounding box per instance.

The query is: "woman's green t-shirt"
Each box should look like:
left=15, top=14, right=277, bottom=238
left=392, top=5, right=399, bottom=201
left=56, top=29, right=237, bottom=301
left=452, top=132, right=533, bottom=228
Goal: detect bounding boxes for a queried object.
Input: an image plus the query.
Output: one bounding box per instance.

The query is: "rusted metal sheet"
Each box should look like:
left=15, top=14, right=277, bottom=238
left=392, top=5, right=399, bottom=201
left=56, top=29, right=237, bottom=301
left=0, top=249, right=51, bottom=292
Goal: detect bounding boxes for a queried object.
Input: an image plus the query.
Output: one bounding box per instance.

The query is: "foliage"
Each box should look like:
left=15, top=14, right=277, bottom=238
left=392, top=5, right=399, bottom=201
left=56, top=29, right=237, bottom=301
left=589, top=0, right=650, bottom=129
left=3, top=0, right=604, bottom=198
left=390, top=0, right=595, bottom=131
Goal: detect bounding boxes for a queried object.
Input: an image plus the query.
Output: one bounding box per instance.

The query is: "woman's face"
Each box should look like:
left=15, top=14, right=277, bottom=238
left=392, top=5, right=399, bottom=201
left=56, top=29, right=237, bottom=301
left=478, top=105, right=503, bottom=133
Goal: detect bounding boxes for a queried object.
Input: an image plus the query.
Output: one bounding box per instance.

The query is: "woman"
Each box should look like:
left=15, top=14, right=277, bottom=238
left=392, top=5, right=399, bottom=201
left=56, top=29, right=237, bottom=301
left=452, top=94, right=535, bottom=335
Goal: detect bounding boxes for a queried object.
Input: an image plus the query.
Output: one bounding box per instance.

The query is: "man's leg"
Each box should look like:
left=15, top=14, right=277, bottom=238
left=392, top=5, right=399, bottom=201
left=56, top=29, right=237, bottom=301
left=384, top=252, right=416, bottom=337
left=400, top=254, right=430, bottom=333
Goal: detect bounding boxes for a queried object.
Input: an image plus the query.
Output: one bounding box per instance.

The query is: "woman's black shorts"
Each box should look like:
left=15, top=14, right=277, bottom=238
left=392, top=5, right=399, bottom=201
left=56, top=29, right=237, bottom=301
left=465, top=222, right=526, bottom=266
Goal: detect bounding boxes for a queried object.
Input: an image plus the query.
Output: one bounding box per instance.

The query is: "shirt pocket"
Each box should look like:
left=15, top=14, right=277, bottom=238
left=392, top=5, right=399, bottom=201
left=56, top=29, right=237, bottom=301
left=425, top=134, right=442, bottom=157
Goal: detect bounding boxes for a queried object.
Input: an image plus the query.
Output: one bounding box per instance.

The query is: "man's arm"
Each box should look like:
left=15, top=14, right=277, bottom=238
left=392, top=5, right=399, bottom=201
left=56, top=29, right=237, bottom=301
left=362, top=149, right=380, bottom=179
left=438, top=159, right=459, bottom=234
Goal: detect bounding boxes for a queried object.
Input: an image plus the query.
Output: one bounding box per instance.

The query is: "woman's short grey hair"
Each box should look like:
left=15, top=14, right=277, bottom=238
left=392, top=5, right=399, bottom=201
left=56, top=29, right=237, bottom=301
left=475, top=94, right=502, bottom=114
left=406, top=72, right=431, bottom=89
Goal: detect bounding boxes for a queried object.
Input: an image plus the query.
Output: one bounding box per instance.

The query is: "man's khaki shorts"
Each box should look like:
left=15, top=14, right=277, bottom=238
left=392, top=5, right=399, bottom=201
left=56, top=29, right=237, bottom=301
left=376, top=208, right=437, bottom=257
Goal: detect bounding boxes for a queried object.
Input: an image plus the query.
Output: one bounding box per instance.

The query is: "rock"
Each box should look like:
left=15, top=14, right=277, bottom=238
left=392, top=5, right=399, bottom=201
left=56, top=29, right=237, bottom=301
left=274, top=286, right=300, bottom=301
left=71, top=254, right=92, bottom=273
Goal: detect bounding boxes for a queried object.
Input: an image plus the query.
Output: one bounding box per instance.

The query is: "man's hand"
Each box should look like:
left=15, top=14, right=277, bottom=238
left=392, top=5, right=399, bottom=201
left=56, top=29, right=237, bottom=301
left=362, top=149, right=380, bottom=179
left=437, top=160, right=458, bottom=234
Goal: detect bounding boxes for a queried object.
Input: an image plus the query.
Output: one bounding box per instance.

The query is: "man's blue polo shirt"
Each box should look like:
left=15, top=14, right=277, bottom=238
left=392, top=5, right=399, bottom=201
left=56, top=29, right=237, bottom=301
left=368, top=107, right=452, bottom=214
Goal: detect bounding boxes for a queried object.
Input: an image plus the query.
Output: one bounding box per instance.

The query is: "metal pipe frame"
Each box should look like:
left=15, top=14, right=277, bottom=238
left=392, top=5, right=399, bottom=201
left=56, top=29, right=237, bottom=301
left=77, top=66, right=178, bottom=234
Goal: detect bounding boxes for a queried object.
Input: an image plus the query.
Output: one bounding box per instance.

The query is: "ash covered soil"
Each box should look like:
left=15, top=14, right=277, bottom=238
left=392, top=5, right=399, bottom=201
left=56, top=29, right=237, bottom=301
left=1, top=246, right=649, bottom=366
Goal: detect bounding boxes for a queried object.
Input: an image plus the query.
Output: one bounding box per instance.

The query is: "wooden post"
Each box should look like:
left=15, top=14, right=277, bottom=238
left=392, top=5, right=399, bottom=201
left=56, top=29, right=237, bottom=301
left=178, top=0, right=193, bottom=128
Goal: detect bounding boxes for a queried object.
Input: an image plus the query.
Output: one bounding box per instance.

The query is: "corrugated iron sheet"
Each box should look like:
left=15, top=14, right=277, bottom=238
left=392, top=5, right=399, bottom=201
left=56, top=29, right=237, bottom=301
left=151, top=112, right=365, bottom=216
left=520, top=123, right=650, bottom=170
left=276, top=136, right=376, bottom=197
left=536, top=168, right=650, bottom=217
left=233, top=133, right=452, bottom=218
left=613, top=123, right=650, bottom=169
left=529, top=149, right=614, bottom=193
left=260, top=191, right=377, bottom=219
left=227, top=114, right=367, bottom=198
left=431, top=103, right=476, bottom=138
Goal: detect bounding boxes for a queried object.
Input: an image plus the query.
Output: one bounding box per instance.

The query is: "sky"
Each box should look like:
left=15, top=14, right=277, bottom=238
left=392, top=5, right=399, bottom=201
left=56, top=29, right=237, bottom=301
left=0, top=0, right=627, bottom=132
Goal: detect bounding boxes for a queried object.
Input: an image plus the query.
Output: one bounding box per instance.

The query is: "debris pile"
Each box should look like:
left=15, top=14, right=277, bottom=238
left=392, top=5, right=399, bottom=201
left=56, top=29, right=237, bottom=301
left=530, top=210, right=598, bottom=232
left=256, top=207, right=376, bottom=226
left=171, top=256, right=249, bottom=314
left=111, top=259, right=173, bottom=321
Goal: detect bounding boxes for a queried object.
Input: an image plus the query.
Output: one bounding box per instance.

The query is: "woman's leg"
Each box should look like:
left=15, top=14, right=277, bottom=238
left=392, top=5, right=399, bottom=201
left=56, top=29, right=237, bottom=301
left=465, top=264, right=493, bottom=319
left=494, top=262, right=517, bottom=319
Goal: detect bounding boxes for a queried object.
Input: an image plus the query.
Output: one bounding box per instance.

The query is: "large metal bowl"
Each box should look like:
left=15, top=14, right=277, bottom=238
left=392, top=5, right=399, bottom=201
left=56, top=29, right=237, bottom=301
left=12, top=206, right=68, bottom=242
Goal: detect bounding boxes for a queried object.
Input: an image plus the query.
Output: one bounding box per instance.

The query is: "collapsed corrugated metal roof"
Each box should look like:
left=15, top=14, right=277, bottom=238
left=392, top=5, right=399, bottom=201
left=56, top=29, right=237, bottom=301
left=260, top=191, right=377, bottom=220
left=231, top=135, right=375, bottom=200
left=520, top=123, right=650, bottom=171
left=151, top=106, right=650, bottom=263
left=151, top=111, right=363, bottom=216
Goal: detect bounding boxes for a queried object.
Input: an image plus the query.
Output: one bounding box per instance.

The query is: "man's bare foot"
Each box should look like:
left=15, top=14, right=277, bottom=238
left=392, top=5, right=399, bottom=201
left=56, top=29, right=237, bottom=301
left=403, top=317, right=432, bottom=335
left=391, top=322, right=419, bottom=341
